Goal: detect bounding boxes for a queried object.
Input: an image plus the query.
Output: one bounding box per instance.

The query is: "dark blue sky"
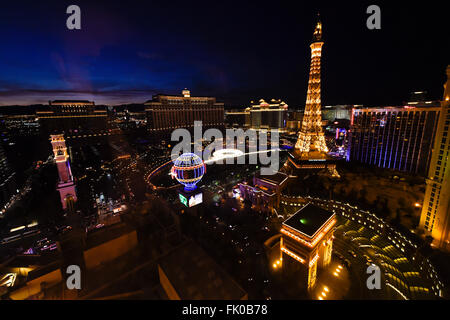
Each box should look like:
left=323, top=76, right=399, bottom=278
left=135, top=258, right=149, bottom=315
left=0, top=1, right=448, bottom=107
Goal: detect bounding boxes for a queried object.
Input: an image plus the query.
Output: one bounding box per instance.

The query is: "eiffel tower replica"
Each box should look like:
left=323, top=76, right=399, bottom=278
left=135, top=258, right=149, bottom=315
left=285, top=17, right=339, bottom=178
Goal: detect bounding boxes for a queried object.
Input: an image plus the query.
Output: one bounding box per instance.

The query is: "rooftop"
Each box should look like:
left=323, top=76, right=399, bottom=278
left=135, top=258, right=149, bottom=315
left=158, top=240, right=247, bottom=299
left=85, top=222, right=135, bottom=250
left=257, top=172, right=289, bottom=185
left=282, top=203, right=334, bottom=238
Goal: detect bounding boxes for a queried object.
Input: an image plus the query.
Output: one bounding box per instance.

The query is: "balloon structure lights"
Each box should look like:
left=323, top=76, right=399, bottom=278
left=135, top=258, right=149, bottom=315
left=171, top=153, right=206, bottom=191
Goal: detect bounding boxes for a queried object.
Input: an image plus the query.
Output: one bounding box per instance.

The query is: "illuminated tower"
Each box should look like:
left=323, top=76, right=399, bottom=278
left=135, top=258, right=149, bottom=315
left=419, top=65, right=450, bottom=251
left=287, top=17, right=339, bottom=177
left=280, top=203, right=336, bottom=292
left=50, top=134, right=77, bottom=211
left=295, top=17, right=328, bottom=156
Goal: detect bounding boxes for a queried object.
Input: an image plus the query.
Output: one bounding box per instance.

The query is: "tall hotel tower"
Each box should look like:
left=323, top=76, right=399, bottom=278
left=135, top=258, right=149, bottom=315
left=419, top=65, right=450, bottom=250
left=288, top=18, right=338, bottom=177
left=50, top=135, right=77, bottom=212
left=145, top=89, right=224, bottom=135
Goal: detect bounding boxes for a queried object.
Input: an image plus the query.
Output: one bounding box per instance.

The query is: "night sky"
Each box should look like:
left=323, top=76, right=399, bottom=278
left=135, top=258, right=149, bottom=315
left=0, top=1, right=448, bottom=107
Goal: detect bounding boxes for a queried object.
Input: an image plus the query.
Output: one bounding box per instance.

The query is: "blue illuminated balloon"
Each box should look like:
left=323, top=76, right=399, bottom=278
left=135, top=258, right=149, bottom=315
left=171, top=153, right=206, bottom=191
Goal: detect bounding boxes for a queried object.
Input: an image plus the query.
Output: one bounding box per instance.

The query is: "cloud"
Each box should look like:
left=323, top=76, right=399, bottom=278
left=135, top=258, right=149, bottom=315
left=0, top=88, right=161, bottom=106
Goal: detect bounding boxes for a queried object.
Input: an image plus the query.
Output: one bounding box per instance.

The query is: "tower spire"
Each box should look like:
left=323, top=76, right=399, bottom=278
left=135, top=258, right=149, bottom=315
left=312, top=13, right=322, bottom=42
left=295, top=19, right=327, bottom=155
left=286, top=17, right=339, bottom=178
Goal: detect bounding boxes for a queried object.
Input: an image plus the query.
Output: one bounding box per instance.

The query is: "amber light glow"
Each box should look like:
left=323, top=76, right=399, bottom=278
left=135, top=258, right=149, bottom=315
left=281, top=246, right=306, bottom=264
left=280, top=217, right=336, bottom=248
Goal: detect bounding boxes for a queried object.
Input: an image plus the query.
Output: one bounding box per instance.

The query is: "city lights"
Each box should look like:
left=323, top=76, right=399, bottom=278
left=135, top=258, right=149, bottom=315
left=0, top=3, right=447, bottom=307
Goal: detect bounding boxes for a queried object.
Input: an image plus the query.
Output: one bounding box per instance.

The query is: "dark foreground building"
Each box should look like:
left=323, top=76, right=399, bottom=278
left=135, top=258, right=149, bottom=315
left=158, top=240, right=247, bottom=299
left=0, top=143, right=16, bottom=210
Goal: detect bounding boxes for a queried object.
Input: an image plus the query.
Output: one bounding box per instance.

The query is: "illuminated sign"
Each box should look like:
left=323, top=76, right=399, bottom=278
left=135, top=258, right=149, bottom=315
left=179, top=192, right=203, bottom=207
left=188, top=192, right=203, bottom=207
left=179, top=194, right=188, bottom=207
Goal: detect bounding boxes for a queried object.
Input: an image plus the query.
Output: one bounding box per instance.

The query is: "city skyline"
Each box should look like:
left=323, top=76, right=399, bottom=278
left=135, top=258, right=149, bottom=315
left=0, top=2, right=449, bottom=305
left=0, top=1, right=448, bottom=107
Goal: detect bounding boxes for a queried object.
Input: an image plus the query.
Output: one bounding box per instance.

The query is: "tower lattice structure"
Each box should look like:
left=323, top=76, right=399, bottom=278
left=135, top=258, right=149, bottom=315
left=295, top=19, right=328, bottom=157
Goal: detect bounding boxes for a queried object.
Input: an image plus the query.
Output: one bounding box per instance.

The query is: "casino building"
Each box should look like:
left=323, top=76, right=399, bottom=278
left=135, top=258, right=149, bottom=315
left=279, top=203, right=336, bottom=291
left=419, top=65, right=450, bottom=251
left=224, top=110, right=250, bottom=129
left=238, top=172, right=290, bottom=214
left=224, top=99, right=288, bottom=131
left=247, top=99, right=288, bottom=131
left=36, top=100, right=109, bottom=141
left=145, top=89, right=224, bottom=135
left=348, top=103, right=441, bottom=176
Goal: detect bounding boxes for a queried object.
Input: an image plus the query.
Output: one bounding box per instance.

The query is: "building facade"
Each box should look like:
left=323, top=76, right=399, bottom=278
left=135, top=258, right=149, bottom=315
left=225, top=109, right=250, bottom=128
left=225, top=99, right=288, bottom=131
left=419, top=65, right=450, bottom=251
left=286, top=110, right=304, bottom=133
left=50, top=134, right=77, bottom=211
left=322, top=105, right=353, bottom=122
left=224, top=110, right=250, bottom=129
left=145, top=89, right=224, bottom=134
left=37, top=100, right=109, bottom=140
left=280, top=203, right=336, bottom=291
left=0, top=143, right=16, bottom=210
left=247, top=99, right=288, bottom=131
left=238, top=172, right=289, bottom=214
left=348, top=104, right=440, bottom=176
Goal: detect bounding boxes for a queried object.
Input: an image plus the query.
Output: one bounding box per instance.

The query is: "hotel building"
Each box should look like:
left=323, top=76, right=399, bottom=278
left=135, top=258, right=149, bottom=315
left=348, top=103, right=441, bottom=176
left=225, top=99, right=288, bottom=131
left=224, top=110, right=250, bottom=129
left=419, top=65, right=450, bottom=250
left=145, top=89, right=224, bottom=134
left=36, top=100, right=109, bottom=140
left=247, top=99, right=288, bottom=131
left=322, top=105, right=353, bottom=122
